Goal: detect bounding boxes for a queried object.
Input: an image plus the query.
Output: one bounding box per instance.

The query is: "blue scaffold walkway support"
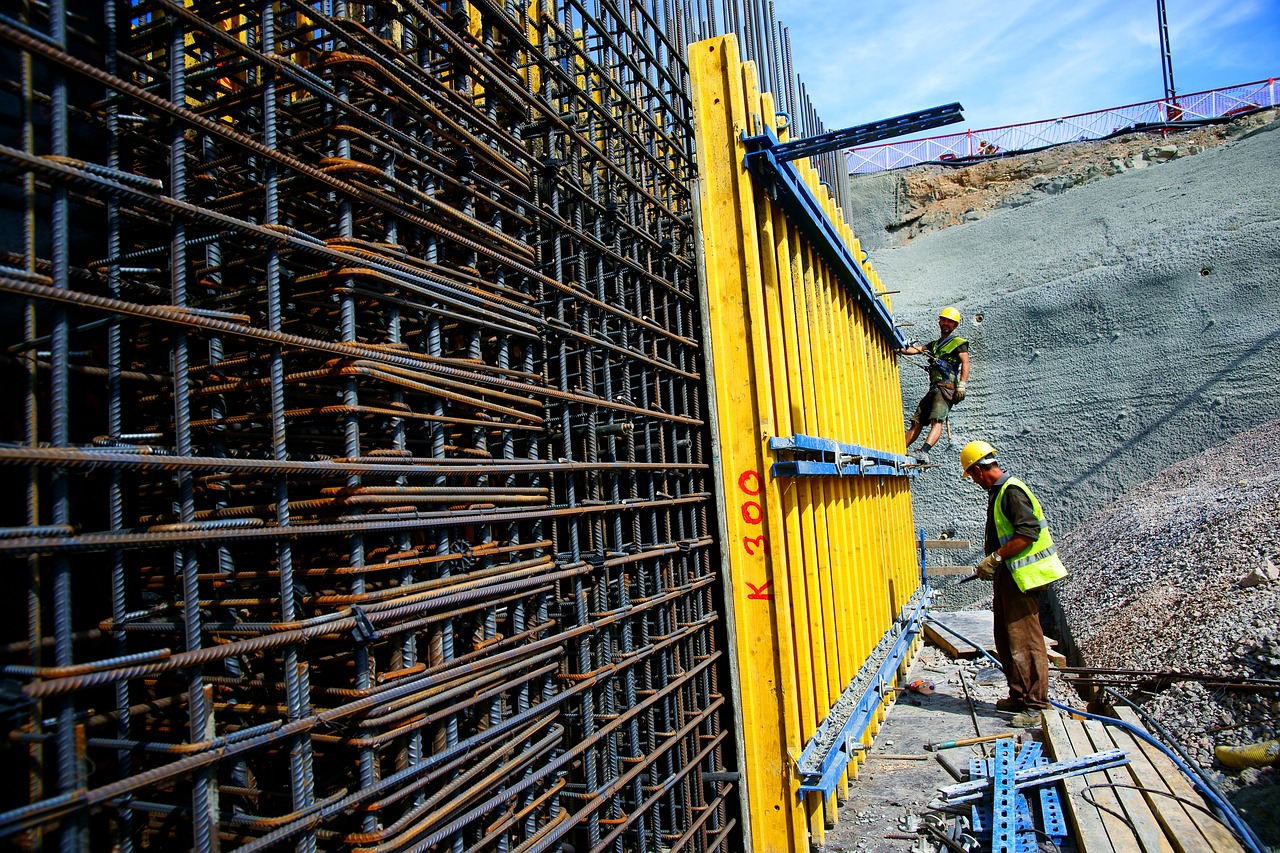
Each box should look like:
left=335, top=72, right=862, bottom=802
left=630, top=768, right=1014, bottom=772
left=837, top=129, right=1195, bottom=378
left=769, top=434, right=916, bottom=479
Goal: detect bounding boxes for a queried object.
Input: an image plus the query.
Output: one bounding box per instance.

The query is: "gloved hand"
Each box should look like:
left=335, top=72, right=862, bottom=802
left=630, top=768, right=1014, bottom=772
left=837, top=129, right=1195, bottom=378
left=975, top=552, right=1001, bottom=581
left=954, top=380, right=967, bottom=403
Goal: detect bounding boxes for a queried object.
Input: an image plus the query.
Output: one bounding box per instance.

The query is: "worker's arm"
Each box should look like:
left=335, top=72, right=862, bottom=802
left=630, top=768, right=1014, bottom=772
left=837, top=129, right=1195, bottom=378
left=994, top=533, right=1034, bottom=562
left=957, top=351, right=970, bottom=383
left=896, top=344, right=926, bottom=356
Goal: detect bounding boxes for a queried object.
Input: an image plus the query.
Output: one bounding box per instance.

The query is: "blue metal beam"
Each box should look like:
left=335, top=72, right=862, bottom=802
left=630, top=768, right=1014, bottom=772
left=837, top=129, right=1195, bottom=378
left=741, top=128, right=907, bottom=348
left=763, top=103, right=964, bottom=163
left=769, top=434, right=917, bottom=478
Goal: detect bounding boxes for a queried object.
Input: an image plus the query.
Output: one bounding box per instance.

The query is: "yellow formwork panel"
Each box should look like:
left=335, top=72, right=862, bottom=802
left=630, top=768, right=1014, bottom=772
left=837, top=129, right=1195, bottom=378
left=689, top=35, right=920, bottom=853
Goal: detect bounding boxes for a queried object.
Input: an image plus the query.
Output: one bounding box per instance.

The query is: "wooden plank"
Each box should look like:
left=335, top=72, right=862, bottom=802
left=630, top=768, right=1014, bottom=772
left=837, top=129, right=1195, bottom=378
left=1113, top=709, right=1245, bottom=853
left=1042, top=710, right=1117, bottom=853
left=923, top=539, right=972, bottom=550
left=1083, top=720, right=1174, bottom=853
left=1065, top=718, right=1141, bottom=853
left=1047, top=648, right=1068, bottom=668
left=924, top=611, right=995, bottom=659
left=925, top=564, right=975, bottom=577
left=1105, top=715, right=1215, bottom=853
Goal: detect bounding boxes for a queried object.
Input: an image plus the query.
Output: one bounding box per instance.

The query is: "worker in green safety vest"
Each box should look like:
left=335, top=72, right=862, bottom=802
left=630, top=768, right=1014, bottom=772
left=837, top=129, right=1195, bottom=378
left=960, top=439, right=1069, bottom=728
left=896, top=306, right=969, bottom=463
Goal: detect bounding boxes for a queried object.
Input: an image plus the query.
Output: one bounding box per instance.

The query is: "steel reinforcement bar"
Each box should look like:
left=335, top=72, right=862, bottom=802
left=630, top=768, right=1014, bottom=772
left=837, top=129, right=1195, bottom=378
left=0, top=0, right=826, bottom=849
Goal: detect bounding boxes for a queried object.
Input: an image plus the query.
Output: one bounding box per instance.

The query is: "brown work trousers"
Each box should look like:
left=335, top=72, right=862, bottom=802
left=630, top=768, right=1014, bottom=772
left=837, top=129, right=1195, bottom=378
left=992, top=567, right=1050, bottom=709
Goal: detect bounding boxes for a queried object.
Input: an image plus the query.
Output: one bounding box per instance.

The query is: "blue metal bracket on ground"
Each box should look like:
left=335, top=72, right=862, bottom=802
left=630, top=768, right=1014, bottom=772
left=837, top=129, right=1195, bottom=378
left=970, top=757, right=990, bottom=835
left=1013, top=742, right=1040, bottom=852
left=769, top=434, right=917, bottom=478
left=992, top=739, right=1016, bottom=853
left=795, top=588, right=930, bottom=795
left=1036, top=757, right=1069, bottom=844
left=741, top=127, right=906, bottom=349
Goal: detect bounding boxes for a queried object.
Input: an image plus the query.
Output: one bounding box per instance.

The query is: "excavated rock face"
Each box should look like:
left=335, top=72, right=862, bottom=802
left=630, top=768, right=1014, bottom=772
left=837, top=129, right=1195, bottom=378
left=849, top=109, right=1279, bottom=250
left=852, top=115, right=1280, bottom=842
left=854, top=111, right=1280, bottom=557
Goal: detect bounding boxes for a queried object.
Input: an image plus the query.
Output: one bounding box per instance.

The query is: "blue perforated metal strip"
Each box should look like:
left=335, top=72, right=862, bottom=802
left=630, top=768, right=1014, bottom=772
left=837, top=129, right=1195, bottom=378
left=969, top=757, right=990, bottom=835
left=1037, top=756, right=1069, bottom=844
left=992, top=739, right=1016, bottom=853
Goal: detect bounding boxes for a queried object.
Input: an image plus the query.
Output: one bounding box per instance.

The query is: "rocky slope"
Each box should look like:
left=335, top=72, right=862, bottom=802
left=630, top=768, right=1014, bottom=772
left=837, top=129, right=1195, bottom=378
left=1056, top=419, right=1280, bottom=845
left=851, top=110, right=1280, bottom=555
left=850, top=109, right=1279, bottom=250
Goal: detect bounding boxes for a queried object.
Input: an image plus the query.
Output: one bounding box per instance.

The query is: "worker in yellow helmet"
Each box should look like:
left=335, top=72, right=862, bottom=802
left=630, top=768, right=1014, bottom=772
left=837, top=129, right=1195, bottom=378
left=896, top=306, right=970, bottom=463
left=961, top=440, right=1069, bottom=728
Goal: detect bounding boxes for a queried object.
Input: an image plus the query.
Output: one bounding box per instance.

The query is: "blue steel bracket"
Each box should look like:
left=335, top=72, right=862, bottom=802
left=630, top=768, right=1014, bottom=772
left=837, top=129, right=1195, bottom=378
left=992, top=739, right=1016, bottom=853
left=795, top=588, right=931, bottom=795
left=741, top=126, right=907, bottom=349
left=770, top=434, right=917, bottom=479
left=762, top=103, right=964, bottom=164
left=1036, top=757, right=1069, bottom=844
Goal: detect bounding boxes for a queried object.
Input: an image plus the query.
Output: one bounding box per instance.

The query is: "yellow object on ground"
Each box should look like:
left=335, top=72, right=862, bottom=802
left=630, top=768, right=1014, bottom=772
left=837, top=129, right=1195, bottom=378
left=959, top=439, right=997, bottom=478
left=939, top=306, right=961, bottom=323
left=1215, top=739, right=1280, bottom=769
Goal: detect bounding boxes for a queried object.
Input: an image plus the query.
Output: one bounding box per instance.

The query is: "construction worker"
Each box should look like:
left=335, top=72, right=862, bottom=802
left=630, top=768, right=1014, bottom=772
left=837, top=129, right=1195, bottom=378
left=960, top=440, right=1069, bottom=728
left=897, top=306, right=969, bottom=462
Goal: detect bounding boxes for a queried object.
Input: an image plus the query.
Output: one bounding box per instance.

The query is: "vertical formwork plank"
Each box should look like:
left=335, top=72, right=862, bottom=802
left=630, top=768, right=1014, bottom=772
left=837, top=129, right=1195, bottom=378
left=689, top=35, right=804, bottom=853
left=741, top=70, right=829, bottom=845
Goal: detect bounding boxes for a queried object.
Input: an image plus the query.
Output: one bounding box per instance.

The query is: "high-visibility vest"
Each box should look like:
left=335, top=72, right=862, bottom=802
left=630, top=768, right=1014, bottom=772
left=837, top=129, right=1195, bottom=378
left=927, top=335, right=967, bottom=385
left=993, top=477, right=1069, bottom=592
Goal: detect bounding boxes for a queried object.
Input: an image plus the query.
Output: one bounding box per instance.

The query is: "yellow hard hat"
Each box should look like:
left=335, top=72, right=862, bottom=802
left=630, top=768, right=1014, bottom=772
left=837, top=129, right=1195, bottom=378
left=938, top=306, right=961, bottom=323
left=959, top=440, right=997, bottom=479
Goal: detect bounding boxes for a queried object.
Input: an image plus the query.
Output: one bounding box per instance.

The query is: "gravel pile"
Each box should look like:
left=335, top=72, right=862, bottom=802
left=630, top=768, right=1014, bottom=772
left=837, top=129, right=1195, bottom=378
left=1055, top=419, right=1280, bottom=838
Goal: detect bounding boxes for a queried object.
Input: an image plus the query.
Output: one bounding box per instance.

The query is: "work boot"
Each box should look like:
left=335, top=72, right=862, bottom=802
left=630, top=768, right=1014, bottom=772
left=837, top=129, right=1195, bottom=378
left=994, top=697, right=1024, bottom=712
left=1010, top=710, right=1043, bottom=729
left=915, top=448, right=930, bottom=464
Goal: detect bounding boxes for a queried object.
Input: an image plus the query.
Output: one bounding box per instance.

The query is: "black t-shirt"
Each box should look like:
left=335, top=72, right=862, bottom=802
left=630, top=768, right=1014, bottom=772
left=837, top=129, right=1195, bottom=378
left=984, top=474, right=1042, bottom=555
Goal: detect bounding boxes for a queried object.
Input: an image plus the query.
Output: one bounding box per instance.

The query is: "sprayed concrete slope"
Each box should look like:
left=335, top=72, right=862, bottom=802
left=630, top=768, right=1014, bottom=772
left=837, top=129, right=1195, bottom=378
left=853, top=118, right=1280, bottom=546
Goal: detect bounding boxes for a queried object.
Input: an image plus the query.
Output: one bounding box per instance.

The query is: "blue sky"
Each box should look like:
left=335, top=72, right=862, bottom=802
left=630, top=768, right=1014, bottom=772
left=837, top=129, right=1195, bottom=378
left=773, top=0, right=1280, bottom=135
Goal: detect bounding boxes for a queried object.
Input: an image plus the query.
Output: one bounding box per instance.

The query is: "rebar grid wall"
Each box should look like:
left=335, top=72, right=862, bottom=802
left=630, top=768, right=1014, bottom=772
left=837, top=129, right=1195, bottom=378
left=0, top=0, right=746, bottom=849
left=689, top=36, right=918, bottom=853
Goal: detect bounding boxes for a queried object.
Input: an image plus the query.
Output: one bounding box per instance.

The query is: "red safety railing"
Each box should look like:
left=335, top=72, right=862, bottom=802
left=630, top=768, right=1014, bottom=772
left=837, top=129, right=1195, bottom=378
left=846, top=78, right=1278, bottom=174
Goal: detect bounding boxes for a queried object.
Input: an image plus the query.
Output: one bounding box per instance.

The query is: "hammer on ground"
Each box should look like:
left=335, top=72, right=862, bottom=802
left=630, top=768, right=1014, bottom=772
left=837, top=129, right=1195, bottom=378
left=924, top=732, right=1016, bottom=752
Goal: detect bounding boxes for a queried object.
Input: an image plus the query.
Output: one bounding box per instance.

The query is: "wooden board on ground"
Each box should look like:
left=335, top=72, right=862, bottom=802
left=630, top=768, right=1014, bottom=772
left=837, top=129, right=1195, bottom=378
left=925, top=609, right=1064, bottom=668
left=1113, top=708, right=1245, bottom=853
left=1066, top=716, right=1140, bottom=853
left=1042, top=709, right=1117, bottom=853
left=924, top=610, right=995, bottom=658
left=1105, top=715, right=1214, bottom=853
left=1082, top=719, right=1173, bottom=853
